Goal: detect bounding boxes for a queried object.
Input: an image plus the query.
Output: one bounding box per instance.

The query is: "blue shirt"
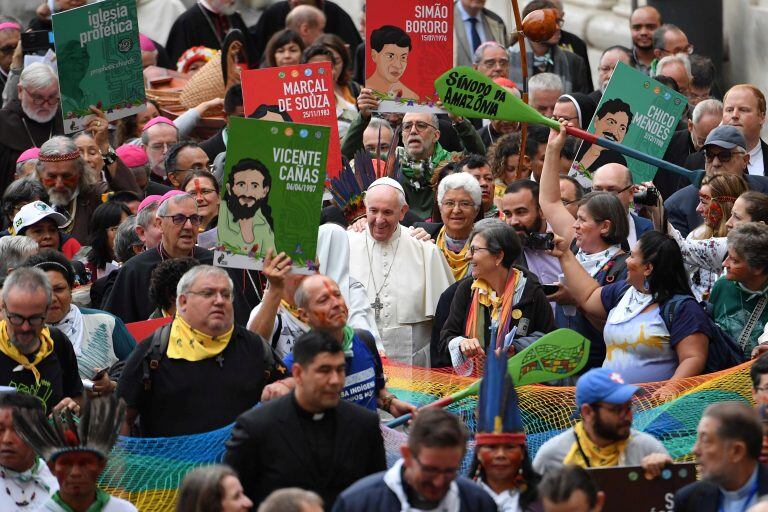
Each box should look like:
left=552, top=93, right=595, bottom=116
left=284, top=334, right=384, bottom=411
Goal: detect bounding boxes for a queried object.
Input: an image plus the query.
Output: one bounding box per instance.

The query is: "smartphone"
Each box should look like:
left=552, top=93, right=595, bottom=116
left=92, top=368, right=107, bottom=381
left=21, top=31, right=53, bottom=56
left=542, top=283, right=560, bottom=295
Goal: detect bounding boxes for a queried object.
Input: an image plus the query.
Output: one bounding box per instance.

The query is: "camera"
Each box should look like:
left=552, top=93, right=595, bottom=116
left=634, top=186, right=660, bottom=206
left=521, top=232, right=555, bottom=251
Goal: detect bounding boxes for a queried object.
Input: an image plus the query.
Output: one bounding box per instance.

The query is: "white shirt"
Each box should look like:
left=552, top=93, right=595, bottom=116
left=348, top=226, right=455, bottom=366
left=627, top=211, right=638, bottom=249
left=748, top=141, right=764, bottom=176
left=0, top=460, right=58, bottom=512
left=456, top=1, right=488, bottom=50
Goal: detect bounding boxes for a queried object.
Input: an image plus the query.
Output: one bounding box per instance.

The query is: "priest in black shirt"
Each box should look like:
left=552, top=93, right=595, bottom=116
left=0, top=268, right=82, bottom=414
left=117, top=264, right=285, bottom=437
left=224, top=330, right=385, bottom=509
left=165, top=0, right=257, bottom=66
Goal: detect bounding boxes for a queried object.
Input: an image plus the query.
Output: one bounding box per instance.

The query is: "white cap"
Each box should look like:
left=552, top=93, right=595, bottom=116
left=367, top=177, right=405, bottom=198
left=14, top=201, right=67, bottom=234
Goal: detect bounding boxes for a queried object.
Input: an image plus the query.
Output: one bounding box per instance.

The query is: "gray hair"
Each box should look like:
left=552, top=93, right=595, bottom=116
left=294, top=278, right=311, bottom=309
left=469, top=218, right=522, bottom=269
left=692, top=98, right=724, bottom=124
left=367, top=117, right=393, bottom=138
left=529, top=73, right=563, bottom=102
left=113, top=215, right=142, bottom=263
left=654, top=54, right=692, bottom=83
left=156, top=193, right=197, bottom=217
left=15, top=158, right=37, bottom=177
left=727, top=222, right=768, bottom=274
left=472, top=41, right=507, bottom=65
left=1, top=266, right=51, bottom=306
left=176, top=265, right=233, bottom=309
left=437, top=172, right=482, bottom=208
left=35, top=136, right=95, bottom=188
left=286, top=4, right=326, bottom=30
left=19, top=62, right=58, bottom=91
left=257, top=488, right=324, bottom=512
left=0, top=236, right=38, bottom=277
left=136, top=201, right=159, bottom=230
left=140, top=122, right=179, bottom=146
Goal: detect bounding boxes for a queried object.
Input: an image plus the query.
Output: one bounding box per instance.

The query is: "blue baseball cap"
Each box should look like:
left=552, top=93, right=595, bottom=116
left=575, top=368, right=639, bottom=409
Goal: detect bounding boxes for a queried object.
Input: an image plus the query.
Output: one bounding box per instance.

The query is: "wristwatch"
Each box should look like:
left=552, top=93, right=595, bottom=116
left=101, top=146, right=117, bottom=166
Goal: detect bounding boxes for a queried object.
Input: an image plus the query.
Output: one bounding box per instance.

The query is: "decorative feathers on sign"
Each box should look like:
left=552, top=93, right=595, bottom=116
left=12, top=395, right=126, bottom=462
left=328, top=124, right=402, bottom=224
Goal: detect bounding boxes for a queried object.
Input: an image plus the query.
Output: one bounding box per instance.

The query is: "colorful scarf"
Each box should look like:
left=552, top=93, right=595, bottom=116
left=436, top=227, right=471, bottom=281
left=166, top=315, right=233, bottom=362
left=465, top=269, right=522, bottom=347
left=563, top=421, right=629, bottom=468
left=0, top=322, right=54, bottom=384
left=396, top=143, right=452, bottom=191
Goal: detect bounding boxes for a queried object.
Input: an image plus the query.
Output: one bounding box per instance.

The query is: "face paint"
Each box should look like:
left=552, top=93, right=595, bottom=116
left=194, top=178, right=202, bottom=201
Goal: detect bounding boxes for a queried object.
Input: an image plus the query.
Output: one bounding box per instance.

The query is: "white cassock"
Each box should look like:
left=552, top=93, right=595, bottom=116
left=348, top=225, right=455, bottom=366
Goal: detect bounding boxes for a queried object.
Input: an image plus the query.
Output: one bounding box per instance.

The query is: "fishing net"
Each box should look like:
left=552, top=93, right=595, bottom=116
left=98, top=360, right=755, bottom=511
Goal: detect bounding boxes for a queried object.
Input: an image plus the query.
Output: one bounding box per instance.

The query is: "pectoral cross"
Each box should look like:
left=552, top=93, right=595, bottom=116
left=371, top=295, right=384, bottom=321
left=216, top=354, right=225, bottom=368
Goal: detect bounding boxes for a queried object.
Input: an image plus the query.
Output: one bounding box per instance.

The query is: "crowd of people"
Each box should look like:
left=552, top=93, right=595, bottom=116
left=0, top=0, right=765, bottom=510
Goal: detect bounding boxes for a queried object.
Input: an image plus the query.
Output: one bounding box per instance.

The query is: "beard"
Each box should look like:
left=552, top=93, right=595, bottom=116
left=593, top=413, right=631, bottom=442
left=10, top=330, right=39, bottom=355
left=226, top=192, right=267, bottom=221
left=21, top=99, right=57, bottom=124
left=47, top=187, right=77, bottom=207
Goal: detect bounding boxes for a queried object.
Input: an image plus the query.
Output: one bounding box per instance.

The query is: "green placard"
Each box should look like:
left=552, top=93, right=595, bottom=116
left=570, top=62, right=688, bottom=185
left=214, top=117, right=329, bottom=273
left=52, top=0, right=146, bottom=134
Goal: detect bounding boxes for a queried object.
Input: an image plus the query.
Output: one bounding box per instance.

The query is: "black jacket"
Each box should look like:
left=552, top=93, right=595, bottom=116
left=224, top=393, right=386, bottom=508
left=655, top=128, right=696, bottom=200
left=440, top=267, right=555, bottom=351
left=674, top=463, right=768, bottom=512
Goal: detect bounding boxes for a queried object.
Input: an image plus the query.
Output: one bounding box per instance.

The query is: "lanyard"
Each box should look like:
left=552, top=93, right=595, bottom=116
left=718, top=480, right=759, bottom=512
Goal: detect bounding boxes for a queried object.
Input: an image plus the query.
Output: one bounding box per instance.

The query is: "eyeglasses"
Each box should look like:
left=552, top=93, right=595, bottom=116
left=556, top=17, right=565, bottom=27
left=401, top=121, right=436, bottom=133
left=4, top=309, right=47, bottom=328
left=186, top=289, right=233, bottom=301
left=41, top=174, right=79, bottom=188
left=479, top=58, right=509, bottom=68
left=171, top=164, right=210, bottom=175
left=593, top=402, right=633, bottom=417
left=469, top=246, right=492, bottom=256
left=593, top=184, right=634, bottom=195
left=0, top=45, right=15, bottom=55
left=160, top=214, right=203, bottom=226
left=23, top=88, right=59, bottom=106
left=148, top=142, right=172, bottom=153
left=441, top=200, right=475, bottom=210
left=705, top=149, right=741, bottom=163
left=413, top=456, right=459, bottom=478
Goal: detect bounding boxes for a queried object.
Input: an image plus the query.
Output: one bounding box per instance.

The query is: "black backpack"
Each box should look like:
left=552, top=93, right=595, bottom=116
left=661, top=294, right=746, bottom=373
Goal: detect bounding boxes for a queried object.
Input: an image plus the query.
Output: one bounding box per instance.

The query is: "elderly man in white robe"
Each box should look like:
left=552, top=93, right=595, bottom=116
left=349, top=178, right=455, bottom=366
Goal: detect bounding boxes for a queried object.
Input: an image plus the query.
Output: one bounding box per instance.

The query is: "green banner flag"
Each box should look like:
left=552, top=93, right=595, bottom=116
left=215, top=117, right=329, bottom=273
left=570, top=62, right=688, bottom=185
left=434, top=66, right=560, bottom=128
left=52, top=0, right=145, bottom=134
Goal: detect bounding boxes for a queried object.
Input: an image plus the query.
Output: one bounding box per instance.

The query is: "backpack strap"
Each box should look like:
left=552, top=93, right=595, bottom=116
left=660, top=294, right=693, bottom=331
left=142, top=323, right=171, bottom=392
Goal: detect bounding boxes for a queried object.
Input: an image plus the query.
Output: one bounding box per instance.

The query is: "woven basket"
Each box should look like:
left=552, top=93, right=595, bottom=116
left=179, top=53, right=225, bottom=109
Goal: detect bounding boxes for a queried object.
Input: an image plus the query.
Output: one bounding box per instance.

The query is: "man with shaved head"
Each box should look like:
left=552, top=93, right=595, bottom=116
left=591, top=163, right=653, bottom=248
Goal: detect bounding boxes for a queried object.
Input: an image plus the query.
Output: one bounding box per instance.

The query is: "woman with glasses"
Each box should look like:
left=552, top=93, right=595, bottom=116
left=440, top=219, right=554, bottom=373
left=182, top=170, right=220, bottom=249
left=554, top=230, right=711, bottom=383
left=86, top=201, right=131, bottom=282
left=25, top=250, right=136, bottom=393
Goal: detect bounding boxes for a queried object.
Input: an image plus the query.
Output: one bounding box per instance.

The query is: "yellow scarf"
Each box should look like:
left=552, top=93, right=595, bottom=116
left=280, top=300, right=301, bottom=319
left=563, top=421, right=629, bottom=468
left=166, top=315, right=234, bottom=362
left=0, top=322, right=54, bottom=384
left=436, top=227, right=471, bottom=281
left=470, top=278, right=505, bottom=321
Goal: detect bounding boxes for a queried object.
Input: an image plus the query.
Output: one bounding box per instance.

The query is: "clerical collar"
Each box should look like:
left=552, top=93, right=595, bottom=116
left=719, top=465, right=759, bottom=505
left=291, top=392, right=333, bottom=421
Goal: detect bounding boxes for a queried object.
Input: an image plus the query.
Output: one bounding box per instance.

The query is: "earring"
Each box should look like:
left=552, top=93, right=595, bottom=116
left=643, top=278, right=650, bottom=291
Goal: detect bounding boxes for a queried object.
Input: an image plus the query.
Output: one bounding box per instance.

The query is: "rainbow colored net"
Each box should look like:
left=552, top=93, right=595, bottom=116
left=99, top=360, right=755, bottom=511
